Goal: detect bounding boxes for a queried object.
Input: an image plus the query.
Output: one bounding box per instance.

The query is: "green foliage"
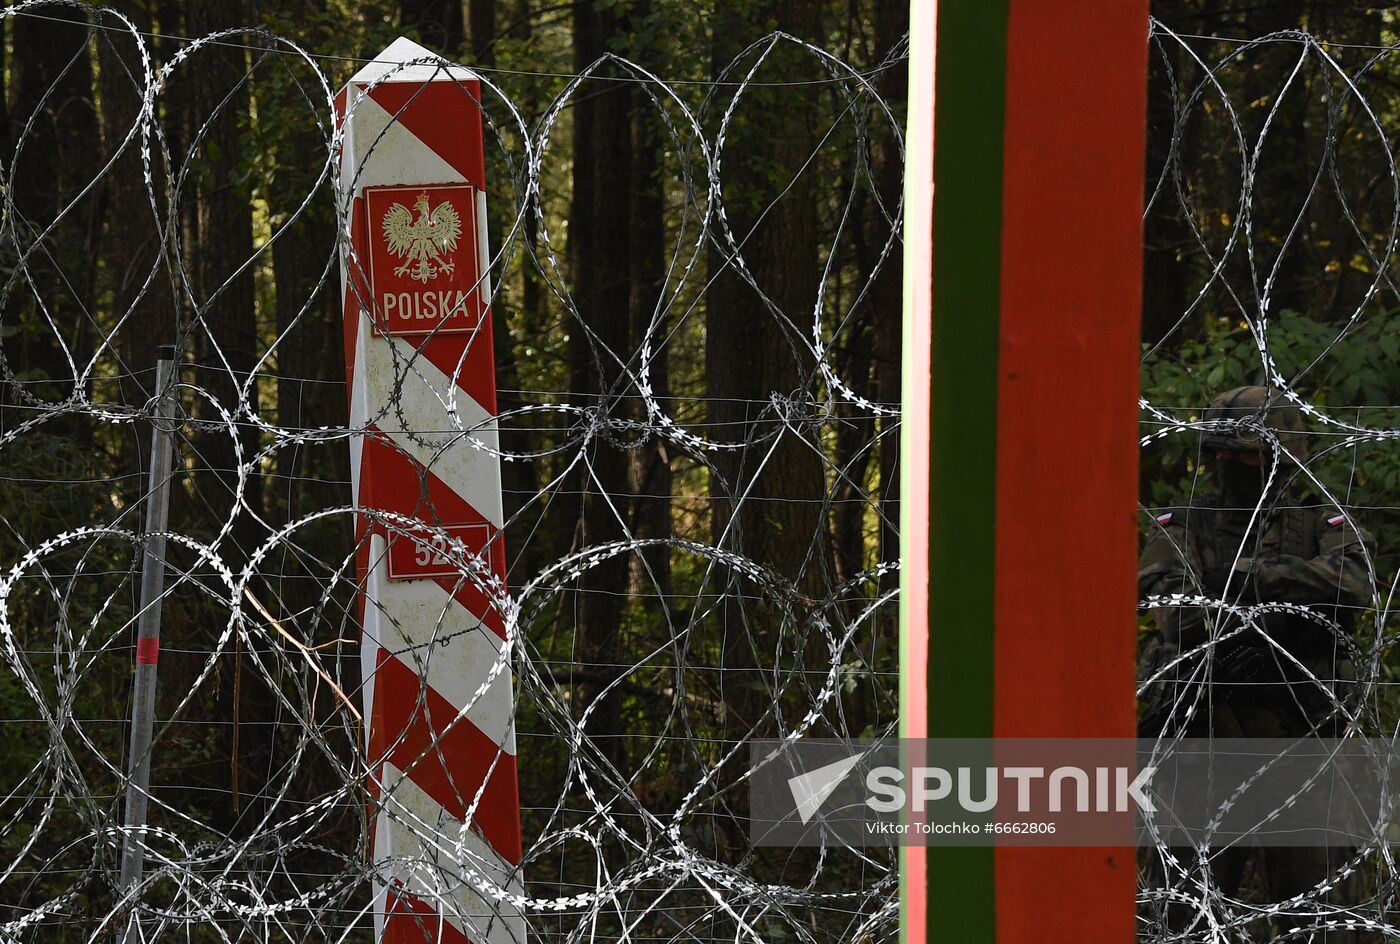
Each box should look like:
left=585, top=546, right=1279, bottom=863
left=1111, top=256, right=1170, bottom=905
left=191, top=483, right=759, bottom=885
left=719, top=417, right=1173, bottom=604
left=1141, top=302, right=1400, bottom=737
left=1142, top=306, right=1400, bottom=580
left=0, top=1, right=906, bottom=936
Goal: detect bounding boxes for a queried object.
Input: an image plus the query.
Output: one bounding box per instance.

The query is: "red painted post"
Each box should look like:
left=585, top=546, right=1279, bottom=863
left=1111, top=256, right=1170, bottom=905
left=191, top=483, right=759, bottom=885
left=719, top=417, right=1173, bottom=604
left=991, top=4, right=1146, bottom=941
left=336, top=37, right=524, bottom=944
left=902, top=2, right=1147, bottom=940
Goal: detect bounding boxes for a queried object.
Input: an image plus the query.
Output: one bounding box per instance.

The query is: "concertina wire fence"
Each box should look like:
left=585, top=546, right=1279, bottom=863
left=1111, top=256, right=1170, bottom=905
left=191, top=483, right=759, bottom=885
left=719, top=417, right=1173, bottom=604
left=1139, top=18, right=1400, bottom=944
left=6, top=5, right=1399, bottom=944
left=0, top=1, right=904, bottom=942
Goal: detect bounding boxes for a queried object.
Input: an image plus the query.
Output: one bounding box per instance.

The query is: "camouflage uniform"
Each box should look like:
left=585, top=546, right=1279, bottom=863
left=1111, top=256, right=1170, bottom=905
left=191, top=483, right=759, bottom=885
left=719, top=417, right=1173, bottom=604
left=1138, top=496, right=1374, bottom=737
left=1137, top=387, right=1376, bottom=941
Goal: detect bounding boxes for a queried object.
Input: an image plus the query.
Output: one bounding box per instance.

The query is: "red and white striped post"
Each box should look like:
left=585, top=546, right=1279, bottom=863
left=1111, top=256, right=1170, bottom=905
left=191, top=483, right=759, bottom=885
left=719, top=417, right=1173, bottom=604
left=336, top=37, right=524, bottom=944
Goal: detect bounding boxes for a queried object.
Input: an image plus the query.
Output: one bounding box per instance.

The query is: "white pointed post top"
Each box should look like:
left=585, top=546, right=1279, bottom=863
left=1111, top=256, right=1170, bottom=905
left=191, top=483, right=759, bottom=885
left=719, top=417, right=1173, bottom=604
left=349, top=36, right=477, bottom=86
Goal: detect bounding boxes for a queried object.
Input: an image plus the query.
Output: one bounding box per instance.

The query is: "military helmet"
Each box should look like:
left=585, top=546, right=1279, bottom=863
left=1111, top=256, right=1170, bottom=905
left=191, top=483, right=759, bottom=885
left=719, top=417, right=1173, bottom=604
left=1200, top=385, right=1307, bottom=454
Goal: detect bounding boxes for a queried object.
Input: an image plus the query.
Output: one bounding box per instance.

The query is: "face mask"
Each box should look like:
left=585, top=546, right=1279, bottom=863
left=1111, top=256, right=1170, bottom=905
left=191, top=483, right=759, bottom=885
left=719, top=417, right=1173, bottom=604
left=1215, top=457, right=1265, bottom=507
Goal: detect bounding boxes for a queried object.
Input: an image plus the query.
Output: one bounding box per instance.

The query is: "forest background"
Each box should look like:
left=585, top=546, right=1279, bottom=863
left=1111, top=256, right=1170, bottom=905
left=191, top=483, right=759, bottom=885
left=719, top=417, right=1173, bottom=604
left=1141, top=2, right=1400, bottom=661
left=4, top=0, right=1400, bottom=939
left=0, top=0, right=907, bottom=939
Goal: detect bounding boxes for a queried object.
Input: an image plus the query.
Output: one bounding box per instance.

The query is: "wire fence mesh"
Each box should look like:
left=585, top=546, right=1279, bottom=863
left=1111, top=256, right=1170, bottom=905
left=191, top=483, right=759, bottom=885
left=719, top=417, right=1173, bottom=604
left=0, top=2, right=904, bottom=942
left=17, top=5, right=1400, bottom=943
left=1138, top=15, right=1400, bottom=942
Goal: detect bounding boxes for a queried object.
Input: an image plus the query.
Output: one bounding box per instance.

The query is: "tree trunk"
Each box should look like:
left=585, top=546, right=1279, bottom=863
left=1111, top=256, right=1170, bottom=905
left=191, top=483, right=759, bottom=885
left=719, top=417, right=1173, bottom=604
left=466, top=0, right=495, bottom=65
left=495, top=0, right=542, bottom=579
left=1140, top=0, right=1209, bottom=349
left=186, top=0, right=261, bottom=556
left=705, top=1, right=826, bottom=860
left=627, top=4, right=671, bottom=601
left=267, top=0, right=348, bottom=597
left=100, top=1, right=178, bottom=487
left=829, top=322, right=875, bottom=588
left=872, top=0, right=905, bottom=591
left=400, top=0, right=465, bottom=55
left=568, top=0, right=635, bottom=770
left=707, top=0, right=826, bottom=740
left=186, top=0, right=265, bottom=827
left=7, top=8, right=101, bottom=404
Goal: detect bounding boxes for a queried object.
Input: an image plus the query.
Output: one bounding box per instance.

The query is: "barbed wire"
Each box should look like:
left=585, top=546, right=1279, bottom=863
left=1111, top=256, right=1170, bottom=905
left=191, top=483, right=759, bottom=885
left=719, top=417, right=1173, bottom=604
left=1139, top=17, right=1400, bottom=942
left=23, top=7, right=1400, bottom=943
left=0, top=2, right=902, bottom=943
left=6, top=5, right=906, bottom=88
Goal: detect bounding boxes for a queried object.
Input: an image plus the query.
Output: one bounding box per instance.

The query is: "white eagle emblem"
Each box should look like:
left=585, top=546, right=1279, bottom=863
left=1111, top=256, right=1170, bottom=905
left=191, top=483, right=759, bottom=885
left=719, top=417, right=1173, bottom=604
left=381, top=193, right=462, bottom=283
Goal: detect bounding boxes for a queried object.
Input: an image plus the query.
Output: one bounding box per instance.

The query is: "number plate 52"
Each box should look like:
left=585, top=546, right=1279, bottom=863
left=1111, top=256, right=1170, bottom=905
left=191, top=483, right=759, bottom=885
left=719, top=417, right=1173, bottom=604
left=386, top=522, right=500, bottom=582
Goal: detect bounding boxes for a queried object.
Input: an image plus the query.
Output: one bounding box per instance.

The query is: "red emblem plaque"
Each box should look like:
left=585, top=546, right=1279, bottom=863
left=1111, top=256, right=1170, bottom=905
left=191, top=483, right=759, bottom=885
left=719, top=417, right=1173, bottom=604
left=386, top=522, right=501, bottom=582
left=364, top=183, right=486, bottom=337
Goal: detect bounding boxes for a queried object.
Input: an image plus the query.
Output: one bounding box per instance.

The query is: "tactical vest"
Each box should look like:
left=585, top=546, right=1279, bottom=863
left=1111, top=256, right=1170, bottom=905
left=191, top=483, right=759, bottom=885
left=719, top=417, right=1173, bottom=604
left=1177, top=496, right=1352, bottom=660
left=1141, top=499, right=1353, bottom=738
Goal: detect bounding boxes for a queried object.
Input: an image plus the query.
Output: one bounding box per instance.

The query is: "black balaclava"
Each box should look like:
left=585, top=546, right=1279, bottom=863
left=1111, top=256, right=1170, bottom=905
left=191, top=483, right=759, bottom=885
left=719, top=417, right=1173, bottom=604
left=1214, top=454, right=1266, bottom=508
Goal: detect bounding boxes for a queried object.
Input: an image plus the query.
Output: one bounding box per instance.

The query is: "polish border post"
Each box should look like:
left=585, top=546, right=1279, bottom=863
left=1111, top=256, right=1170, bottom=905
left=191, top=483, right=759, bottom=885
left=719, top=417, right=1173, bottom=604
left=336, top=37, right=525, bottom=944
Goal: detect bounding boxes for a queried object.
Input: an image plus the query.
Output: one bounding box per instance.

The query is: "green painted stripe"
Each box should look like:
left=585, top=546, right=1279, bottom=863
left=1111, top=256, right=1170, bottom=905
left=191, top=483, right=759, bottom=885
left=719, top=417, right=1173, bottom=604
left=926, top=0, right=1009, bottom=940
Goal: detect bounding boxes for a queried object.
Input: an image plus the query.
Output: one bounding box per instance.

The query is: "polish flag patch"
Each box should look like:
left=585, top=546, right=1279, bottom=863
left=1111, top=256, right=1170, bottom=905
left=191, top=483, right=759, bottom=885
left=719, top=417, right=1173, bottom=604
left=1327, top=513, right=1346, bottom=527
left=1156, top=512, right=1174, bottom=525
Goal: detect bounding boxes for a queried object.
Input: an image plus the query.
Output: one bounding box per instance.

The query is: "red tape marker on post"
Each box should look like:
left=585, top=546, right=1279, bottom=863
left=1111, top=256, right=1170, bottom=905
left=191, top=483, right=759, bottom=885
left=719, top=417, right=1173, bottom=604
left=135, top=638, right=160, bottom=666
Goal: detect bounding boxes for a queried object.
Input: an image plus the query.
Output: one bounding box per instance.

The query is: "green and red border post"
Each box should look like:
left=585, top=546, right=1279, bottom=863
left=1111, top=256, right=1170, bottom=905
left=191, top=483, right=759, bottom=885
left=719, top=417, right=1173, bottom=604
left=901, top=1, right=1149, bottom=940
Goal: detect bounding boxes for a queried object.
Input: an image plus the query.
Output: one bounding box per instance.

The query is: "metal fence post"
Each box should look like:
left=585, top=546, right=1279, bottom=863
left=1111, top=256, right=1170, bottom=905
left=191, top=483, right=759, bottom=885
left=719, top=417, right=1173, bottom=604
left=117, top=345, right=179, bottom=938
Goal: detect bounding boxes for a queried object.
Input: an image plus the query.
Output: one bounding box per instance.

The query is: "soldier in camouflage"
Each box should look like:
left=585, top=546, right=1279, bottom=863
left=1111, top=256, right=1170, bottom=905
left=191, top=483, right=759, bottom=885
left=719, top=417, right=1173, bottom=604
left=1139, top=386, right=1373, bottom=738
left=1137, top=386, right=1376, bottom=941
